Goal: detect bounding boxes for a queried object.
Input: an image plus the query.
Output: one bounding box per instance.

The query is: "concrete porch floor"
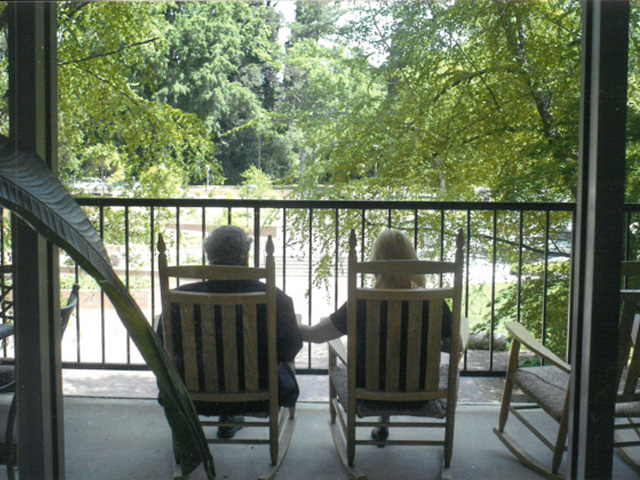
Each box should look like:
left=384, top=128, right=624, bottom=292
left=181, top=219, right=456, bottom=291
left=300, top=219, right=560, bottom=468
left=0, top=371, right=637, bottom=479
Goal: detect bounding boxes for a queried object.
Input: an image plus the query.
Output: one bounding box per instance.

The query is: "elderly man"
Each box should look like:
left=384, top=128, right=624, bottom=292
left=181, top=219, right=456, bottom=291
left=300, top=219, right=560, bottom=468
left=158, top=225, right=302, bottom=438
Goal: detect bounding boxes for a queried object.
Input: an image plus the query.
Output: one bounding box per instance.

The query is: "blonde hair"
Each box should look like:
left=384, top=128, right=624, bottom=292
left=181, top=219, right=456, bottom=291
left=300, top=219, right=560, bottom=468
left=370, top=229, right=426, bottom=289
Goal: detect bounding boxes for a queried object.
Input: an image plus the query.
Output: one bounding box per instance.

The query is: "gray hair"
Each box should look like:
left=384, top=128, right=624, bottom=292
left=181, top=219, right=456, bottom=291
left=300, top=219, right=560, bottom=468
left=203, top=225, right=252, bottom=266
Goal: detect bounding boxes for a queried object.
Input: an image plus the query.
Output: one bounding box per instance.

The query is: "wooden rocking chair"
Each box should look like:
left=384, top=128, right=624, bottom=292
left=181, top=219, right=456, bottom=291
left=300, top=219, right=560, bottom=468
left=328, top=229, right=466, bottom=479
left=494, top=260, right=640, bottom=478
left=0, top=284, right=79, bottom=480
left=158, top=234, right=296, bottom=480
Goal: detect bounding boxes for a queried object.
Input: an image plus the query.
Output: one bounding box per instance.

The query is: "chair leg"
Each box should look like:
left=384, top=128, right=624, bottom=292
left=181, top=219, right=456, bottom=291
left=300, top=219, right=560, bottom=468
left=328, top=414, right=367, bottom=480
left=258, top=408, right=297, bottom=480
left=347, top=410, right=356, bottom=467
left=441, top=457, right=452, bottom=480
left=443, top=415, right=455, bottom=469
left=269, top=412, right=279, bottom=465
left=498, top=339, right=521, bottom=431
left=551, top=406, right=570, bottom=474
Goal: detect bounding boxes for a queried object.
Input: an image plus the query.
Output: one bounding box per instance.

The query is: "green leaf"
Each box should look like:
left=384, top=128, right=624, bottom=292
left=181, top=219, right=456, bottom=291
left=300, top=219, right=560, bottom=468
left=0, top=135, right=215, bottom=479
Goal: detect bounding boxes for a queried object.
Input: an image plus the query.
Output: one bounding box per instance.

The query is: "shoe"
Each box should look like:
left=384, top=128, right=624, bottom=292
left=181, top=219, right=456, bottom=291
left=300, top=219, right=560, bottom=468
left=371, top=426, right=389, bottom=447
left=217, top=415, right=244, bottom=439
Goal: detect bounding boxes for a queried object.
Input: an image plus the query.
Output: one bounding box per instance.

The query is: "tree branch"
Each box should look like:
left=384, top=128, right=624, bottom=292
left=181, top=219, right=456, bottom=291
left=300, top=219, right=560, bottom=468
left=59, top=37, right=159, bottom=67
left=76, top=65, right=141, bottom=106
left=450, top=34, right=509, bottom=129
left=496, top=1, right=558, bottom=140
left=433, top=69, right=488, bottom=105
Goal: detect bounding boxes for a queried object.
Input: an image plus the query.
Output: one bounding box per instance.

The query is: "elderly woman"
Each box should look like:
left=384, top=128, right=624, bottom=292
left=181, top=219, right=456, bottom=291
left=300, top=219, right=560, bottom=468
left=299, top=229, right=452, bottom=442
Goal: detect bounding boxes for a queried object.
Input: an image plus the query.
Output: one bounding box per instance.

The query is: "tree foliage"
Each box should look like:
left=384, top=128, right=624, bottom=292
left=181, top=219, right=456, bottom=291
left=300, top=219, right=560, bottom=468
left=57, top=1, right=220, bottom=191
left=276, top=1, right=589, bottom=350
left=288, top=1, right=342, bottom=44
left=493, top=261, right=571, bottom=357
left=0, top=1, right=637, bottom=201
left=141, top=1, right=292, bottom=184
left=286, top=0, right=584, bottom=203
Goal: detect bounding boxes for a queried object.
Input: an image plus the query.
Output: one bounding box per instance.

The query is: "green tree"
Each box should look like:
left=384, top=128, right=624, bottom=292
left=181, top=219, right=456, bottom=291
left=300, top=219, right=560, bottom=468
left=290, top=0, right=583, bottom=203
left=279, top=38, right=384, bottom=194
left=56, top=1, right=221, bottom=192
left=278, top=1, right=587, bottom=344
left=288, top=1, right=342, bottom=45
left=142, top=1, right=291, bottom=185
left=81, top=143, right=123, bottom=183
left=240, top=165, right=274, bottom=199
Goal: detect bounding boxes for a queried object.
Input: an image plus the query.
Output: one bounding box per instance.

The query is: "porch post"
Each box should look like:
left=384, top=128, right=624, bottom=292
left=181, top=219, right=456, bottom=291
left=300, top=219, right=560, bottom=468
left=569, top=1, right=629, bottom=478
left=7, top=3, right=65, bottom=479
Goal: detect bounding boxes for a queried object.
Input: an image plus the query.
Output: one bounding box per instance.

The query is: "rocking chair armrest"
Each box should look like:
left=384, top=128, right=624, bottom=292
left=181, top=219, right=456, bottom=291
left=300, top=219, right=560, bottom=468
left=328, top=338, right=348, bottom=366
left=504, top=321, right=570, bottom=373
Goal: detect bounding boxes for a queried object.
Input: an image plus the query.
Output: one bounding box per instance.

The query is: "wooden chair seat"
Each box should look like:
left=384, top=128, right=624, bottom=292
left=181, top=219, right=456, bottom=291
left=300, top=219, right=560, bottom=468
left=512, top=366, right=569, bottom=422
left=329, top=362, right=448, bottom=418
left=515, top=364, right=640, bottom=423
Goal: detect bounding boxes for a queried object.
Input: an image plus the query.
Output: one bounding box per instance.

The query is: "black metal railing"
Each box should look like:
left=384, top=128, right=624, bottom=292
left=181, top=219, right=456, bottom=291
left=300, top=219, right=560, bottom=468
left=48, top=198, right=582, bottom=376
left=6, top=198, right=640, bottom=376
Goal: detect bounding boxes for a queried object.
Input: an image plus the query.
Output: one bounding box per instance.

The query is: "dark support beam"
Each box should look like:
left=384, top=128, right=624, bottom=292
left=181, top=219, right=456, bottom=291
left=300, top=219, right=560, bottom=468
left=8, top=3, right=64, bottom=479
left=569, top=1, right=629, bottom=479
